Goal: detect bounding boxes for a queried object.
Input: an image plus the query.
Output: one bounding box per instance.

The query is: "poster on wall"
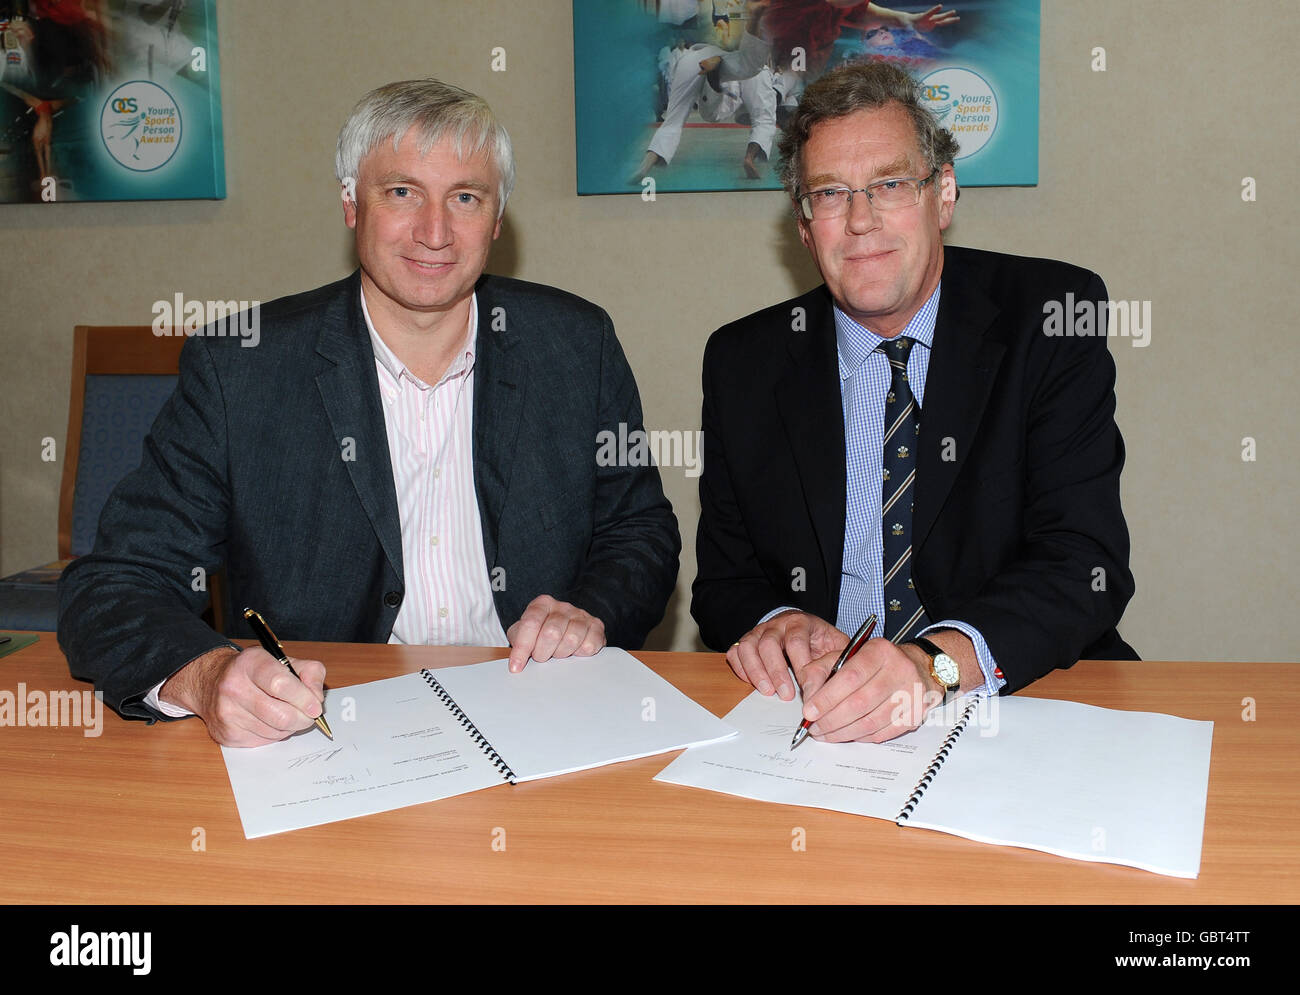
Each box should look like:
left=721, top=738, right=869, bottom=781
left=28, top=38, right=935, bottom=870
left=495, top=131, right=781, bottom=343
left=0, top=0, right=223, bottom=204
left=574, top=0, right=1039, bottom=195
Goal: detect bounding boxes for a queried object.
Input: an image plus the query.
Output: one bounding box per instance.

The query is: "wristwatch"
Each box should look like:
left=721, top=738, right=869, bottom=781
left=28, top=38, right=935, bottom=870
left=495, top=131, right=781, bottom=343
left=908, top=636, right=961, bottom=705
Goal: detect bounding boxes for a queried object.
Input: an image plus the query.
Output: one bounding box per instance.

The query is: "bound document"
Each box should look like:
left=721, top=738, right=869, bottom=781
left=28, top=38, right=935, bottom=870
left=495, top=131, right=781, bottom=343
left=222, top=647, right=736, bottom=838
left=655, top=692, right=1213, bottom=878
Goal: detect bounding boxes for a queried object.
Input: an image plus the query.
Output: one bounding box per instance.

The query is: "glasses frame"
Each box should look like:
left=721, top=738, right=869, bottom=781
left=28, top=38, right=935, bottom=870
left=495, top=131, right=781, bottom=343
left=798, top=168, right=941, bottom=221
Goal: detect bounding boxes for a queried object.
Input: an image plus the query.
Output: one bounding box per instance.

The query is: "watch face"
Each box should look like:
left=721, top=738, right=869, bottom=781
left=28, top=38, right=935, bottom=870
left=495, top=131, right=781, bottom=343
left=934, top=654, right=960, bottom=686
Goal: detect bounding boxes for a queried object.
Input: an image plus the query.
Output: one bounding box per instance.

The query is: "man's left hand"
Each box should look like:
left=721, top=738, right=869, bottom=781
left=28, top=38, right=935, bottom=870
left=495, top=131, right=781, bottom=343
left=506, top=595, right=607, bottom=672
left=797, top=638, right=941, bottom=743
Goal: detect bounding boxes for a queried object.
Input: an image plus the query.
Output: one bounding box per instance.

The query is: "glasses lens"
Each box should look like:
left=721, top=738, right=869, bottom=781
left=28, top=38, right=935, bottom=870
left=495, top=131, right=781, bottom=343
left=804, top=188, right=850, bottom=219
left=870, top=179, right=919, bottom=209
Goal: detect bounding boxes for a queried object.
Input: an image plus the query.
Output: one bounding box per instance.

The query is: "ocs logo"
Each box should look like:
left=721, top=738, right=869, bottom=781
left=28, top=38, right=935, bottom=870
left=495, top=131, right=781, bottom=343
left=99, top=80, right=181, bottom=172
left=919, top=67, right=997, bottom=159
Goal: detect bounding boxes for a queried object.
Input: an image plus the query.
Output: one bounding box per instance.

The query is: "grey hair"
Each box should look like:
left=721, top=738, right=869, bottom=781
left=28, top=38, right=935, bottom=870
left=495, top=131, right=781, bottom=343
left=777, top=62, right=959, bottom=214
left=335, top=78, right=516, bottom=216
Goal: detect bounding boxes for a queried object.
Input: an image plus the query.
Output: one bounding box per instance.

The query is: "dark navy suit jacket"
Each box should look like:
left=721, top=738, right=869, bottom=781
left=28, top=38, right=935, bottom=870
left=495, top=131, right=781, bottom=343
left=691, top=245, right=1137, bottom=693
left=59, top=272, right=680, bottom=719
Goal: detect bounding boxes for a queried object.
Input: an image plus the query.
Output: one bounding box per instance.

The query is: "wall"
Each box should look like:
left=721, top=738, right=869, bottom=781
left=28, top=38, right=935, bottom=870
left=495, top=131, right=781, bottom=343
left=1, top=0, right=1295, bottom=661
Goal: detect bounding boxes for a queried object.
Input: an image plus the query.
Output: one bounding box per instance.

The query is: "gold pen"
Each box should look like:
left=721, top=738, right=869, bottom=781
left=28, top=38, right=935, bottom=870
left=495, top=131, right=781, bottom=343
left=242, top=607, right=333, bottom=739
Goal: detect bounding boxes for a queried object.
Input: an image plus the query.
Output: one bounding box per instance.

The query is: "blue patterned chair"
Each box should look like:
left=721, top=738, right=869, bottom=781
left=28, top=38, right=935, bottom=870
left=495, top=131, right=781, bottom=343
left=0, top=326, right=212, bottom=632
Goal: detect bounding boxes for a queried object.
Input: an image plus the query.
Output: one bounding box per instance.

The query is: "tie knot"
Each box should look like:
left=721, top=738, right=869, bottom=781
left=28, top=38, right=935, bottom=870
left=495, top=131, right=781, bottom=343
left=877, top=335, right=915, bottom=367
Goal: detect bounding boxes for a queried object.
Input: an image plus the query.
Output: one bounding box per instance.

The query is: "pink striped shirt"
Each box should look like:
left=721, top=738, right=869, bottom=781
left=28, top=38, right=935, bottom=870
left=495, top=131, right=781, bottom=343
left=147, top=293, right=509, bottom=716
left=362, top=292, right=509, bottom=647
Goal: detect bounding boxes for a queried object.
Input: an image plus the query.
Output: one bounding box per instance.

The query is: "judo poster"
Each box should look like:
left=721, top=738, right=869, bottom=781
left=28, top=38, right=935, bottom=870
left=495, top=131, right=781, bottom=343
left=574, top=0, right=1039, bottom=195
left=0, top=0, right=224, bottom=204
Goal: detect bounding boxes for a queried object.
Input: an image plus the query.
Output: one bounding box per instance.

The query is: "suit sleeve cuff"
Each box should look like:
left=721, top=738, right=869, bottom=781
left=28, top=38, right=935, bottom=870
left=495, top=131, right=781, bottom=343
left=921, top=619, right=1007, bottom=695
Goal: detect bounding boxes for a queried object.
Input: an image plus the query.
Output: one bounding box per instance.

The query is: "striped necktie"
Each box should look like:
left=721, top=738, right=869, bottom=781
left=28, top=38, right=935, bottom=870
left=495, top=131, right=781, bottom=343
left=879, top=336, right=929, bottom=642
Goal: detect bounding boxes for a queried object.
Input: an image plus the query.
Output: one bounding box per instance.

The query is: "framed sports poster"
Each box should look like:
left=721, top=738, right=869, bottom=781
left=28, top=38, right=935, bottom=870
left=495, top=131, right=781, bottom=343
left=574, top=0, right=1039, bottom=195
left=0, top=0, right=224, bottom=203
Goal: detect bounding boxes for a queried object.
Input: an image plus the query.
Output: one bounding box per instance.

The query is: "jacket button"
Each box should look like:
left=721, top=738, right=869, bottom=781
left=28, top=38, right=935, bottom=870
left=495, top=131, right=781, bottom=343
left=384, top=591, right=402, bottom=609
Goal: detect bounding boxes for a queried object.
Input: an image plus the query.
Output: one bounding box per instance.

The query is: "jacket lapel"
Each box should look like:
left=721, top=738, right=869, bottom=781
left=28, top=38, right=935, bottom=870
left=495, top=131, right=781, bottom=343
left=314, top=272, right=404, bottom=580
left=470, top=276, right=526, bottom=569
left=913, top=250, right=1007, bottom=551
left=774, top=288, right=847, bottom=606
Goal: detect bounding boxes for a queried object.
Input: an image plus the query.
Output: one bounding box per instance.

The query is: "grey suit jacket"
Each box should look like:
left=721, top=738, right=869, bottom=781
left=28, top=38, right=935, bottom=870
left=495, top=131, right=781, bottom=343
left=58, top=272, right=680, bottom=720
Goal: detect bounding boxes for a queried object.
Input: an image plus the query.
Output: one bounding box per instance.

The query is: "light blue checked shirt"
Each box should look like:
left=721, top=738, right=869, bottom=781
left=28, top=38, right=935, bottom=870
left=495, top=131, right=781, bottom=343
left=763, top=283, right=1006, bottom=697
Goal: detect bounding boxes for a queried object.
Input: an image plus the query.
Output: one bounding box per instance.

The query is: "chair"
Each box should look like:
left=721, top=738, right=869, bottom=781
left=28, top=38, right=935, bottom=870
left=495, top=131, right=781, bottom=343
left=0, top=325, right=225, bottom=632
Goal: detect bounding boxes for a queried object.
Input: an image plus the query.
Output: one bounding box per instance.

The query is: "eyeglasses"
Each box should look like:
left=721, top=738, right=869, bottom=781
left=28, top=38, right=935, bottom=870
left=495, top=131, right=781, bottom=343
left=798, top=169, right=939, bottom=220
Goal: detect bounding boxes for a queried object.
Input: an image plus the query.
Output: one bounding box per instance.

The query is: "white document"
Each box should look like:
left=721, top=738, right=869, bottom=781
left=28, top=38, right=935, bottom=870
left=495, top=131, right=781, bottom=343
left=431, top=647, right=738, bottom=781
left=901, top=696, right=1214, bottom=879
left=655, top=690, right=958, bottom=819
left=222, top=647, right=737, bottom=838
left=221, top=672, right=505, bottom=838
left=656, top=691, right=1213, bottom=878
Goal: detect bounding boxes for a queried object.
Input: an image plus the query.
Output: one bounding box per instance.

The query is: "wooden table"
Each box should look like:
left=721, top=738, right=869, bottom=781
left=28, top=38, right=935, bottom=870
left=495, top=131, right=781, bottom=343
left=1, top=635, right=1296, bottom=904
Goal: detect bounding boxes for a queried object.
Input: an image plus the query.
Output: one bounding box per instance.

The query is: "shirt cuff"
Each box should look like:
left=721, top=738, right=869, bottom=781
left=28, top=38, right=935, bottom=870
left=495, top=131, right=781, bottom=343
left=145, top=680, right=194, bottom=718
left=920, top=619, right=1007, bottom=696
left=757, top=606, right=800, bottom=626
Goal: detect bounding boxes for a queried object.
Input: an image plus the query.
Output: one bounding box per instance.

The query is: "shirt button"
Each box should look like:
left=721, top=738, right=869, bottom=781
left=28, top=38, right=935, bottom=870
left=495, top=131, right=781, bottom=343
left=429, top=535, right=439, bottom=546
left=433, top=467, right=441, bottom=478
left=438, top=607, right=449, bottom=619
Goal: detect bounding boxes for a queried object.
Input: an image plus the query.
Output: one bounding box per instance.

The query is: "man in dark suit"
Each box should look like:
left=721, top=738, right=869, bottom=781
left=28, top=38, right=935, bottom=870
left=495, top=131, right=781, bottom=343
left=692, top=62, right=1136, bottom=743
left=58, top=79, right=679, bottom=746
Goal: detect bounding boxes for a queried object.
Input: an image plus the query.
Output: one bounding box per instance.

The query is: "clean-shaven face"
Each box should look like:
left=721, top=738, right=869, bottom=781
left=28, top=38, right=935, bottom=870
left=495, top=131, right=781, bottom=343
left=343, top=127, right=502, bottom=322
left=797, top=102, right=956, bottom=338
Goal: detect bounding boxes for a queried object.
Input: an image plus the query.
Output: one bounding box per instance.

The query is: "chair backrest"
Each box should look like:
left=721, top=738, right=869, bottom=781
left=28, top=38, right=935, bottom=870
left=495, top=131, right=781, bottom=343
left=59, top=326, right=187, bottom=559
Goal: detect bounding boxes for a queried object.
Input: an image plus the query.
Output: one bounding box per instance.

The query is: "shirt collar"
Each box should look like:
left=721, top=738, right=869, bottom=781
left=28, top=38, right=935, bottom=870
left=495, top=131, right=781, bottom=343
left=834, top=282, right=941, bottom=381
left=362, top=290, right=478, bottom=388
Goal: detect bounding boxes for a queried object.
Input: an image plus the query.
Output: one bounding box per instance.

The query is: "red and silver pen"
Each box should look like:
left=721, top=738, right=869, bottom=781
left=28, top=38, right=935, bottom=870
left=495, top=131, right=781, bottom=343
left=789, top=613, right=877, bottom=750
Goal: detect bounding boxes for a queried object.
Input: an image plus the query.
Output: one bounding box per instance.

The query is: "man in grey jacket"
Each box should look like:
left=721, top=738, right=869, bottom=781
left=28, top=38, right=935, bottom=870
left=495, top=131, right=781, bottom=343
left=58, top=79, right=680, bottom=747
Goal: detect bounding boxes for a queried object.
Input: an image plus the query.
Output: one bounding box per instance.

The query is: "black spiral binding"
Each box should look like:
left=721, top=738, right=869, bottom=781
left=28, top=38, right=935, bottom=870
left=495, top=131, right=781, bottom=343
left=419, top=669, right=517, bottom=783
left=897, top=698, right=981, bottom=822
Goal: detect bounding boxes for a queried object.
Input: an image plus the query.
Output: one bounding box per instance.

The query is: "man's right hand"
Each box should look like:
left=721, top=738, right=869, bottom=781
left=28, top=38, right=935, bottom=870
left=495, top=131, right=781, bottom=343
left=159, top=646, right=327, bottom=748
left=724, top=610, right=849, bottom=701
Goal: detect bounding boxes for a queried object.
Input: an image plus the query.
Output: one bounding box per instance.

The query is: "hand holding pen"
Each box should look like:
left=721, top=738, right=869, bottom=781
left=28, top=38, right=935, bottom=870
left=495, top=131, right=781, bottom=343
left=790, top=614, right=877, bottom=749
left=243, top=608, right=332, bottom=740
left=157, top=610, right=330, bottom=748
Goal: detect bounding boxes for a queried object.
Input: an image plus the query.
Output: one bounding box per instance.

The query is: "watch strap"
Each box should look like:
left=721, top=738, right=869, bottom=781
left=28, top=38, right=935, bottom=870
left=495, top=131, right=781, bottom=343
left=910, top=635, right=945, bottom=660
left=907, top=636, right=960, bottom=703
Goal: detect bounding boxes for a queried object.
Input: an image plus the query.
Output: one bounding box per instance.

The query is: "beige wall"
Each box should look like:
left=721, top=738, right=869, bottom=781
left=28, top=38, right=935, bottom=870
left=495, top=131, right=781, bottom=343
left=2, top=0, right=1296, bottom=661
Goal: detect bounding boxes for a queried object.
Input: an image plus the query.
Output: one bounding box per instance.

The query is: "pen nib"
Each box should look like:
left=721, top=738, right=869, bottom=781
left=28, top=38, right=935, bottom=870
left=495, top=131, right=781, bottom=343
left=790, top=726, right=808, bottom=750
